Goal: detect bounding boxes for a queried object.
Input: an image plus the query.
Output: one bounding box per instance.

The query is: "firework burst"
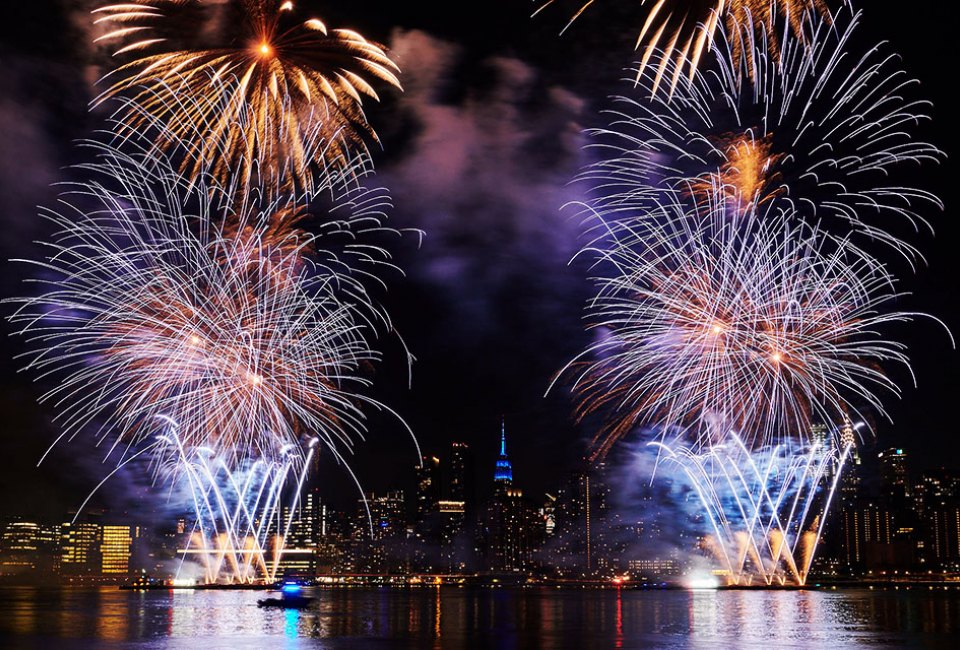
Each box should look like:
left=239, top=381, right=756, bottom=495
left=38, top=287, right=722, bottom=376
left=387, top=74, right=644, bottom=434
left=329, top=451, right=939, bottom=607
left=577, top=7, right=943, bottom=261
left=653, top=432, right=849, bottom=586
left=7, top=141, right=411, bottom=471
left=561, top=192, right=928, bottom=459
left=92, top=0, right=401, bottom=199
left=533, top=0, right=826, bottom=93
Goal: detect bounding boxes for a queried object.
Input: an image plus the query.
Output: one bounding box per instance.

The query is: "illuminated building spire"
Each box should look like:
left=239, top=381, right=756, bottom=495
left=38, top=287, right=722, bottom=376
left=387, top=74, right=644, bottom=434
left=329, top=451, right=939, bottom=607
left=494, top=417, right=513, bottom=485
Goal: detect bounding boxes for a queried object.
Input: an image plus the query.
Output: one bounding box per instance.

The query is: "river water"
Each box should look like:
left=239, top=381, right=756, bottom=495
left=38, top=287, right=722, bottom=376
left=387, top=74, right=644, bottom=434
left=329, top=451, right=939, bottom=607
left=0, top=585, right=958, bottom=648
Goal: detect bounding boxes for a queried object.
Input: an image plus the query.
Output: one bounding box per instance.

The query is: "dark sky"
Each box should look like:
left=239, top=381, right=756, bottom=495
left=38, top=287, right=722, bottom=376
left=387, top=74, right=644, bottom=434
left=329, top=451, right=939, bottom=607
left=0, top=1, right=956, bottom=519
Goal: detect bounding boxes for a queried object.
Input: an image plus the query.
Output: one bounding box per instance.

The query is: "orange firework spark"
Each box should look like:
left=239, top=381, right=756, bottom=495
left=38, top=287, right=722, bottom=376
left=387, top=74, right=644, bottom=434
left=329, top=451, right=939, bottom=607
left=688, top=133, right=785, bottom=212
left=93, top=0, right=401, bottom=198
left=534, top=0, right=826, bottom=94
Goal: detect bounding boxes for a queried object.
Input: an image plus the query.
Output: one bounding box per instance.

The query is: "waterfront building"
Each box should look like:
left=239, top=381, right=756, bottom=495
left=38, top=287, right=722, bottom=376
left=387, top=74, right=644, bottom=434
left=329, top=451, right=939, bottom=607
left=100, top=525, right=137, bottom=576
left=0, top=521, right=61, bottom=577
left=547, top=465, right=616, bottom=576
left=60, top=522, right=102, bottom=576
left=627, top=558, right=681, bottom=580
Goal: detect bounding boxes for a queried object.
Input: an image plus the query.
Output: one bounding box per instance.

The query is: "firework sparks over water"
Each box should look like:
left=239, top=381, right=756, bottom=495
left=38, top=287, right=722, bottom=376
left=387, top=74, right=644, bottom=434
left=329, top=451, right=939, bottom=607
left=7, top=141, right=412, bottom=473
left=654, top=432, right=849, bottom=586
left=562, top=193, right=929, bottom=459
left=92, top=0, right=401, bottom=199
left=576, top=7, right=943, bottom=261
left=533, top=0, right=826, bottom=93
left=159, top=425, right=318, bottom=584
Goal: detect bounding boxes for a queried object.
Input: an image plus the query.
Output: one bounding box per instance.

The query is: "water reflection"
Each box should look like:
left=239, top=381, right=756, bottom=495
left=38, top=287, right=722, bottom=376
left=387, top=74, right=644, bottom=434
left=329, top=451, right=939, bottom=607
left=0, top=586, right=958, bottom=648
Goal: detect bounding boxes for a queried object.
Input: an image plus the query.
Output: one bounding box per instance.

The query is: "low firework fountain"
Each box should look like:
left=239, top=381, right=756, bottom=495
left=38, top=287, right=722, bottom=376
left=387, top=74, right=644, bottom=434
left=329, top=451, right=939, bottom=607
left=161, top=425, right=318, bottom=584
left=654, top=433, right=850, bottom=586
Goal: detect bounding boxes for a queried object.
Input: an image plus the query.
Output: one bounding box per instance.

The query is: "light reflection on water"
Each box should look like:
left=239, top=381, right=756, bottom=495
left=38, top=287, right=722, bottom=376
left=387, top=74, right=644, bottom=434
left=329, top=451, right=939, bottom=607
left=0, top=585, right=958, bottom=649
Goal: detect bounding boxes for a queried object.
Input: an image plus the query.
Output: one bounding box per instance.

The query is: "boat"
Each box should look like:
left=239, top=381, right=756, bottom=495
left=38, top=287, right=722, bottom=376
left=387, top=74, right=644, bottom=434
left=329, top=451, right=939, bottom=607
left=257, top=582, right=315, bottom=609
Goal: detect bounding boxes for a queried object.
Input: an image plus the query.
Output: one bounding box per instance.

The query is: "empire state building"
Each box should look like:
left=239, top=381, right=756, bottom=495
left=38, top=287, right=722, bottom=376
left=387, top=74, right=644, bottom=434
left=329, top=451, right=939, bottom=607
left=493, top=419, right=513, bottom=487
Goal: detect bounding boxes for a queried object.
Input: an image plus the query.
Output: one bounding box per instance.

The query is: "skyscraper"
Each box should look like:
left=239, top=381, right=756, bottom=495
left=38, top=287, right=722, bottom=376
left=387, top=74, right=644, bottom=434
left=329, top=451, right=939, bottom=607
left=448, top=442, right=472, bottom=505
left=493, top=419, right=513, bottom=488
left=416, top=456, right=441, bottom=522
left=361, top=491, right=406, bottom=541
left=878, top=448, right=911, bottom=499
left=0, top=521, right=61, bottom=576
left=60, top=522, right=101, bottom=577
left=480, top=421, right=539, bottom=572
left=100, top=525, right=137, bottom=576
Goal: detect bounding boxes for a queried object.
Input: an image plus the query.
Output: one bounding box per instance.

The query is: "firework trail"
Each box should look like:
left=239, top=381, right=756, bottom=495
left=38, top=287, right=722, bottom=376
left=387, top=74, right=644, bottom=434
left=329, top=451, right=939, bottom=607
left=653, top=431, right=849, bottom=586
left=533, top=0, right=826, bottom=93
left=577, top=7, right=942, bottom=261
left=559, top=191, right=935, bottom=459
left=7, top=139, right=414, bottom=473
left=158, top=425, right=317, bottom=584
left=92, top=0, right=401, bottom=199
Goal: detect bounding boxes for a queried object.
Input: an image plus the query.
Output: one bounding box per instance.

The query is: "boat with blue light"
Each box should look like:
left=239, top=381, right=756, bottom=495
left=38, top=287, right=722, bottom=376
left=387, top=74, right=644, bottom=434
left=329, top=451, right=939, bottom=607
left=256, top=582, right=315, bottom=609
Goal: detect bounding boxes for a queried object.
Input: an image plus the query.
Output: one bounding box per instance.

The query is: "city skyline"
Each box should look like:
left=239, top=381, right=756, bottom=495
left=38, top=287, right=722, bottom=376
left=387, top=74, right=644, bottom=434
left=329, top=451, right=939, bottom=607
left=4, top=423, right=958, bottom=586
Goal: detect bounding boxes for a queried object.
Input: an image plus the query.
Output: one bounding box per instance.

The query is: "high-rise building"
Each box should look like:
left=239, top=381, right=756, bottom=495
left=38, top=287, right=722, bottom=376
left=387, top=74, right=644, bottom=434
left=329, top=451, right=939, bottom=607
left=437, top=499, right=468, bottom=571
left=929, top=506, right=960, bottom=567
left=914, top=469, right=960, bottom=569
left=273, top=489, right=324, bottom=577
left=479, top=423, right=539, bottom=572
left=542, top=493, right=557, bottom=537
left=100, top=525, right=137, bottom=576
left=839, top=500, right=918, bottom=570
left=878, top=448, right=910, bottom=499
left=544, top=461, right=626, bottom=577
left=842, top=503, right=891, bottom=567
left=552, top=471, right=598, bottom=574
left=493, top=419, right=513, bottom=488
left=286, top=487, right=322, bottom=548
left=810, top=424, right=829, bottom=448
left=0, top=521, right=61, bottom=576
left=60, top=522, right=102, bottom=576
left=416, top=456, right=441, bottom=522
left=360, top=491, right=406, bottom=541
left=448, top=442, right=472, bottom=506
left=838, top=417, right=858, bottom=453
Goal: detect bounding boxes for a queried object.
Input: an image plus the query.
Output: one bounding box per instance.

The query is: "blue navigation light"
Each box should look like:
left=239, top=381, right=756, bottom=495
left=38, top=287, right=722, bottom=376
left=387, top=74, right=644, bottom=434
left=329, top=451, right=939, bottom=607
left=380, top=520, right=389, bottom=528
left=281, top=583, right=302, bottom=595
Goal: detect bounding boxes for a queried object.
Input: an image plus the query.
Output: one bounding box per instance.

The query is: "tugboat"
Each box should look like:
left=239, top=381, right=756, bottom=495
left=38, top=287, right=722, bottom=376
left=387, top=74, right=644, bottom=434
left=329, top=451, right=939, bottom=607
left=257, top=582, right=315, bottom=609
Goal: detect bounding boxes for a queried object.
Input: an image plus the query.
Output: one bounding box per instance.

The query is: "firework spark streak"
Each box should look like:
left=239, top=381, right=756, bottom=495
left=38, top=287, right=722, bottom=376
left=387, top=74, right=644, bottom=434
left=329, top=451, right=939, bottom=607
left=92, top=0, right=401, bottom=199
left=653, top=433, right=849, bottom=586
left=533, top=0, right=826, bottom=93
left=578, top=7, right=942, bottom=261
left=161, top=423, right=317, bottom=584
left=7, top=140, right=413, bottom=473
left=560, top=193, right=933, bottom=458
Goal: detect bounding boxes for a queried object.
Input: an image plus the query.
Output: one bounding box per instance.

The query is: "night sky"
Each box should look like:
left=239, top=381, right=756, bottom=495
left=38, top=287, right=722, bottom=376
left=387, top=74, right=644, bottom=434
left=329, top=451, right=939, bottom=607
left=0, top=1, right=957, bottom=519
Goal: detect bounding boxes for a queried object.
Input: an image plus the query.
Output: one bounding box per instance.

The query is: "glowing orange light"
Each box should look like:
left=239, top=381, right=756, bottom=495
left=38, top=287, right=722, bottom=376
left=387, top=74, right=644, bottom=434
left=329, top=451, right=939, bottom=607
left=770, top=351, right=783, bottom=364
left=258, top=42, right=272, bottom=57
